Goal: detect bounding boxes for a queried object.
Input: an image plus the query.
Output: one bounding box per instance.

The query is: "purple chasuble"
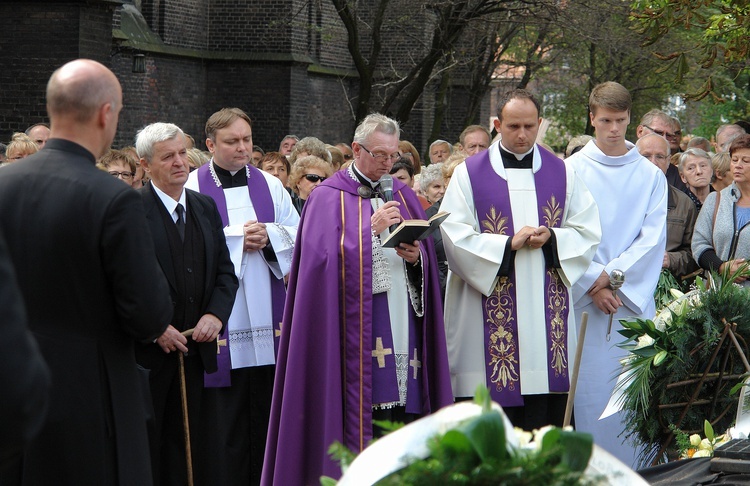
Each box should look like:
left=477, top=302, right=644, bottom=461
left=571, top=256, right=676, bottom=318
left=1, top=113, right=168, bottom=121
left=261, top=170, right=453, bottom=486
left=465, top=145, right=570, bottom=407
left=196, top=162, right=286, bottom=387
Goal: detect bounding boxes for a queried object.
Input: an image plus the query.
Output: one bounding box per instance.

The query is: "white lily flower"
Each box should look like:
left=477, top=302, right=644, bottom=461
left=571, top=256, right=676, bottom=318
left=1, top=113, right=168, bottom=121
left=634, top=334, right=655, bottom=350
left=689, top=434, right=702, bottom=447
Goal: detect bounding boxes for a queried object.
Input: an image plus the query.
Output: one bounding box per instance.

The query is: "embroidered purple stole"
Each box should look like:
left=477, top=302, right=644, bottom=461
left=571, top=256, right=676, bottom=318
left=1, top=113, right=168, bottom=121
left=197, top=162, right=286, bottom=387
left=332, top=174, right=423, bottom=450
left=465, top=145, right=570, bottom=407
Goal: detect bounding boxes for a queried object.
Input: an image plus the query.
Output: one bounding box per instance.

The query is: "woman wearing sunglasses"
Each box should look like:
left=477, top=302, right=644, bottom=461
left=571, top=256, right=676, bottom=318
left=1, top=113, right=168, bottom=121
left=288, top=155, right=333, bottom=214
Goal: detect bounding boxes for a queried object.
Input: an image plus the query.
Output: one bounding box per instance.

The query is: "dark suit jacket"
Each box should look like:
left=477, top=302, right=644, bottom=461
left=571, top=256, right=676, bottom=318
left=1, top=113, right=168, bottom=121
left=136, top=183, right=238, bottom=374
left=0, top=139, right=173, bottom=486
left=0, top=228, right=49, bottom=469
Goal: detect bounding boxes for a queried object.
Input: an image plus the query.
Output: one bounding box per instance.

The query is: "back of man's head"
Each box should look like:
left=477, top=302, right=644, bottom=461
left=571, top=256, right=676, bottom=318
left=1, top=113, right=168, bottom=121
left=205, top=108, right=252, bottom=141
left=46, top=59, right=120, bottom=125
left=589, top=81, right=631, bottom=115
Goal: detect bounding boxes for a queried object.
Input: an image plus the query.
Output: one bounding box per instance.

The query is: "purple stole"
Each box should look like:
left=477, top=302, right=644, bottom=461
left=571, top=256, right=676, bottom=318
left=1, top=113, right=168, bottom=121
left=331, top=175, right=424, bottom=450
left=465, top=146, right=570, bottom=407
left=197, top=162, right=286, bottom=387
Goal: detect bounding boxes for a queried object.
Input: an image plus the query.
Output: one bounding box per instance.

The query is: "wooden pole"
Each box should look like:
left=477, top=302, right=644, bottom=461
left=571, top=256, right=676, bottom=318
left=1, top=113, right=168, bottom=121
left=564, top=312, right=588, bottom=428
left=178, top=351, right=194, bottom=486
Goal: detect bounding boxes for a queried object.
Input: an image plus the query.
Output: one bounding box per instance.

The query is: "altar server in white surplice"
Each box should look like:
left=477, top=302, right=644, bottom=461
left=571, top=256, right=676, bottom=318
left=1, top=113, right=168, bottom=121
left=185, top=108, right=299, bottom=485
left=566, top=82, right=667, bottom=467
left=440, top=89, right=601, bottom=432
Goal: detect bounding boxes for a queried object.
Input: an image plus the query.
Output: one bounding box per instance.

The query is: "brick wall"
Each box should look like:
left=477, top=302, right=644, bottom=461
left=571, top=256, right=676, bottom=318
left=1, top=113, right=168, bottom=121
left=1, top=0, right=495, bottom=154
left=0, top=1, right=116, bottom=142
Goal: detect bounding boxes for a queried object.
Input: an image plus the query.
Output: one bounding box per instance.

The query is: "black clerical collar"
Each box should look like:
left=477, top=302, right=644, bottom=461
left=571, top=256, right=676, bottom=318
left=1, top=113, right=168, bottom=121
left=212, top=161, right=248, bottom=188
left=498, top=145, right=533, bottom=169
left=351, top=163, right=377, bottom=188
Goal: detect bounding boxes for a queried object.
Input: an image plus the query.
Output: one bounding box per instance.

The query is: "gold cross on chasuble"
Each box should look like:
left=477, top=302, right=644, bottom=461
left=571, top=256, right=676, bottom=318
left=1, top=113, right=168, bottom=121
left=410, top=348, right=422, bottom=379
left=216, top=337, right=227, bottom=355
left=372, top=337, right=393, bottom=368
left=275, top=321, right=282, bottom=338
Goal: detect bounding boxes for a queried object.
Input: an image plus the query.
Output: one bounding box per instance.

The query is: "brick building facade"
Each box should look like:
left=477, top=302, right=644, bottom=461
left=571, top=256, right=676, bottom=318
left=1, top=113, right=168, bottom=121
left=0, top=0, right=492, bottom=156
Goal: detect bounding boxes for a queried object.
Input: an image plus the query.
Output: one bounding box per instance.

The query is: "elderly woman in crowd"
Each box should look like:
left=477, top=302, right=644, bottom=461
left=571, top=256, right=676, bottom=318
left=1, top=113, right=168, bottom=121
left=712, top=151, right=732, bottom=192
left=288, top=155, right=332, bottom=214
left=679, top=148, right=714, bottom=210
left=96, top=148, right=138, bottom=186
left=420, top=163, right=446, bottom=205
left=4, top=133, right=39, bottom=163
left=258, top=151, right=291, bottom=189
left=693, top=134, right=750, bottom=283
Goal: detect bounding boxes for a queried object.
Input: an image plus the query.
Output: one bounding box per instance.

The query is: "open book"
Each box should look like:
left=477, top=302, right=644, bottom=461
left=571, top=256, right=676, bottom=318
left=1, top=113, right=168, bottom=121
left=381, top=211, right=449, bottom=248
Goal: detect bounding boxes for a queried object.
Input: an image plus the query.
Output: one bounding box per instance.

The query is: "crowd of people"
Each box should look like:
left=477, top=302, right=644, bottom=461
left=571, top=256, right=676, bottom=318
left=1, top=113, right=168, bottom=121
left=2, top=58, right=750, bottom=486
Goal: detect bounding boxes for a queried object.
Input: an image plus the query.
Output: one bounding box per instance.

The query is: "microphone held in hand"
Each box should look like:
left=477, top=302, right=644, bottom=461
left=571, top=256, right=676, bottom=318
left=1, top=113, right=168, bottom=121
left=378, top=175, right=399, bottom=233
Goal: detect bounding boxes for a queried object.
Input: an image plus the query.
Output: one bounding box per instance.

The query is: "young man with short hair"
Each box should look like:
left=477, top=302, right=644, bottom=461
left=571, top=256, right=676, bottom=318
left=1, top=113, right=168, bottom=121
left=566, top=81, right=667, bottom=467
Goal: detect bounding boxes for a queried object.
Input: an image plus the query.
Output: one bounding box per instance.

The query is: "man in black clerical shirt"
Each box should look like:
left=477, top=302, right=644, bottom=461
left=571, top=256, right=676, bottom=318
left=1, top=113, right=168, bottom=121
left=135, top=122, right=238, bottom=486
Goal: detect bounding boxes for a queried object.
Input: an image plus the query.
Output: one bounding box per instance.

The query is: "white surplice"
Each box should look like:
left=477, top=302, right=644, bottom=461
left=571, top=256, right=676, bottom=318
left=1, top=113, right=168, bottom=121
left=566, top=140, right=667, bottom=467
left=186, top=166, right=299, bottom=368
left=440, top=142, right=601, bottom=400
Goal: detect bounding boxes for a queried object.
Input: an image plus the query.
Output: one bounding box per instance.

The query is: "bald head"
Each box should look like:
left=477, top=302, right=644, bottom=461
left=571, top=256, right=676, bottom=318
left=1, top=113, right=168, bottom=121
left=636, top=132, right=670, bottom=174
left=47, top=59, right=121, bottom=124
left=45, top=59, right=122, bottom=157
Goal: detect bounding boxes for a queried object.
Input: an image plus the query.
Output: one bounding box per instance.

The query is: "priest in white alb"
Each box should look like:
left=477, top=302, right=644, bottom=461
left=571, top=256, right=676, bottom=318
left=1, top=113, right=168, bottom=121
left=440, top=89, right=601, bottom=431
left=185, top=108, right=299, bottom=484
left=566, top=82, right=667, bottom=467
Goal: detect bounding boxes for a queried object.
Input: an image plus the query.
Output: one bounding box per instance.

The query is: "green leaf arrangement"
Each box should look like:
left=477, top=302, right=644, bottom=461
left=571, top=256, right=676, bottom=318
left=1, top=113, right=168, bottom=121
left=616, top=265, right=750, bottom=466
left=323, top=386, right=600, bottom=485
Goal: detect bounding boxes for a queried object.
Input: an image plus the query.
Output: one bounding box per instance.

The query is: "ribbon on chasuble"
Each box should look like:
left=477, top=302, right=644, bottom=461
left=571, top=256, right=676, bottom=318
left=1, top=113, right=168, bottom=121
left=465, top=146, right=569, bottom=407
left=197, top=163, right=286, bottom=387
left=333, top=175, right=424, bottom=452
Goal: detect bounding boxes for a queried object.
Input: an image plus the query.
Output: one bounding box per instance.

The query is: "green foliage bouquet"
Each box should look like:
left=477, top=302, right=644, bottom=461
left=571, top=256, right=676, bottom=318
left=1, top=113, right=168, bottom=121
left=325, top=387, right=607, bottom=485
left=616, top=269, right=750, bottom=466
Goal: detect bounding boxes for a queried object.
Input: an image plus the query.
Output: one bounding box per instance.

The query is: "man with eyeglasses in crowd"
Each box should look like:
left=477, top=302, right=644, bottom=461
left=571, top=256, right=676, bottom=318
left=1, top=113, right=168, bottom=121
left=636, top=133, right=698, bottom=281
left=185, top=108, right=299, bottom=485
left=637, top=109, right=688, bottom=192
left=263, top=113, right=453, bottom=485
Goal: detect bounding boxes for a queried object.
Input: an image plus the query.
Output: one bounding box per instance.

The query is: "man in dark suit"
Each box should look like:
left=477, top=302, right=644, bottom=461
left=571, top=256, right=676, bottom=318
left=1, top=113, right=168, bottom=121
left=134, top=122, right=238, bottom=486
left=0, top=59, right=173, bottom=485
left=0, top=228, right=49, bottom=470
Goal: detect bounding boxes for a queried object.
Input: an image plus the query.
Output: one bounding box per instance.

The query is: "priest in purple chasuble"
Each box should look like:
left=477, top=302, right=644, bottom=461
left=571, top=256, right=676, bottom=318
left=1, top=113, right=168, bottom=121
left=185, top=108, right=299, bottom=484
left=566, top=82, right=667, bottom=467
left=440, top=90, right=601, bottom=432
left=262, top=114, right=453, bottom=485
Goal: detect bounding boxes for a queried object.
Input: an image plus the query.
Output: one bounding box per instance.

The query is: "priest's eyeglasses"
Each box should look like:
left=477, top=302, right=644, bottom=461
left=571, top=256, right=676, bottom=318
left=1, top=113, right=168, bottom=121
left=304, top=174, right=326, bottom=183
left=360, top=145, right=401, bottom=163
left=109, top=171, right=134, bottom=180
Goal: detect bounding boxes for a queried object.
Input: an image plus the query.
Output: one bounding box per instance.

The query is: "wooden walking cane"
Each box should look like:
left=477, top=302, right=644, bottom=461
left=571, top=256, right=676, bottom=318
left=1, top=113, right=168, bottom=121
left=563, top=312, right=588, bottom=428
left=180, top=328, right=195, bottom=486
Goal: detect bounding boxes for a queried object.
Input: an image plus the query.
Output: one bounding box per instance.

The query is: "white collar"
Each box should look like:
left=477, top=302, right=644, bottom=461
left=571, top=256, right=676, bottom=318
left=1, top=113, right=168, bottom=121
left=151, top=183, right=187, bottom=222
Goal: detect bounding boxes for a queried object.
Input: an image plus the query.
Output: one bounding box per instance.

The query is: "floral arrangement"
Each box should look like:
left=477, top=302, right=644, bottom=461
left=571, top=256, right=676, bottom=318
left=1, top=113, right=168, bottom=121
left=616, top=267, right=750, bottom=466
left=323, top=387, right=601, bottom=485
left=672, top=420, right=730, bottom=459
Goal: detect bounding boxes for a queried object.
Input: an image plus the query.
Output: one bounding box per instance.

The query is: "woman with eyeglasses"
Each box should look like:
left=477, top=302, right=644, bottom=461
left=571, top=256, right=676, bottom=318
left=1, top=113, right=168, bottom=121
left=96, top=148, right=137, bottom=186
left=693, top=135, right=750, bottom=284
left=288, top=155, right=332, bottom=214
